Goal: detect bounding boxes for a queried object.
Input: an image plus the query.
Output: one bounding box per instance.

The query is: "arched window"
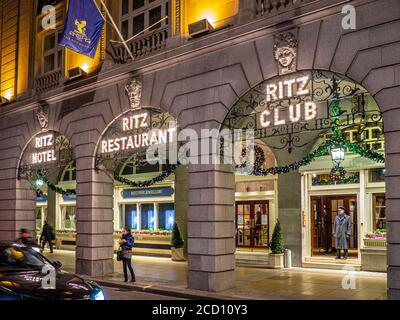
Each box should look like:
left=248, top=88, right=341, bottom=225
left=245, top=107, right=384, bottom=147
left=60, top=162, right=76, bottom=182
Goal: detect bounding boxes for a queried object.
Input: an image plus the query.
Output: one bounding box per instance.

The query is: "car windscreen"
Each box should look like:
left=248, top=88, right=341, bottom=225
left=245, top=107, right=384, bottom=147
left=0, top=245, right=50, bottom=271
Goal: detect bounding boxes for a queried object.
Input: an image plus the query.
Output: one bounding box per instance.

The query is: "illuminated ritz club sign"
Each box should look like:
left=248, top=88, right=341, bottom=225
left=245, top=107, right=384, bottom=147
left=31, top=134, right=57, bottom=164
left=259, top=75, right=318, bottom=127
left=100, top=112, right=176, bottom=154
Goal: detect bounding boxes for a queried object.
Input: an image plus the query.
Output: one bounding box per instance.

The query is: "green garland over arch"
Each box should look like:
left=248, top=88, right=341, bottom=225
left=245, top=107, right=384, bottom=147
left=241, top=76, right=385, bottom=180
left=114, top=163, right=180, bottom=188
left=35, top=170, right=76, bottom=196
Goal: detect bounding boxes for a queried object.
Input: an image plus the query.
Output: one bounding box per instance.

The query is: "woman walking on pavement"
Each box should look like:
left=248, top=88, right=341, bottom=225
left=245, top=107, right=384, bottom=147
left=118, top=228, right=136, bottom=282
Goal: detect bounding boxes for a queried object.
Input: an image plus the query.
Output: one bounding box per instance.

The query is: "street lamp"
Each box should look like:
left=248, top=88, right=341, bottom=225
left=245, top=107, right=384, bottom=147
left=35, top=179, right=44, bottom=188
left=331, top=146, right=345, bottom=163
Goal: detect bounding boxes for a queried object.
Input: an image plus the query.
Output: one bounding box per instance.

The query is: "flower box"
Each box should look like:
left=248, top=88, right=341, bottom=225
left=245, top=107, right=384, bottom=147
left=363, top=238, right=387, bottom=248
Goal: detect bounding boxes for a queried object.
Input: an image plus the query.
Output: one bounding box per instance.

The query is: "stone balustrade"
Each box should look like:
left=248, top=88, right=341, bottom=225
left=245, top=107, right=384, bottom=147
left=255, top=0, right=307, bottom=16
left=35, top=69, right=63, bottom=93
left=111, top=26, right=169, bottom=64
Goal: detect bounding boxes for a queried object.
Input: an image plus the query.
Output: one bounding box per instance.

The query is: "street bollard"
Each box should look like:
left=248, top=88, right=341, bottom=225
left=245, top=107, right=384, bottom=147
left=284, top=249, right=292, bottom=268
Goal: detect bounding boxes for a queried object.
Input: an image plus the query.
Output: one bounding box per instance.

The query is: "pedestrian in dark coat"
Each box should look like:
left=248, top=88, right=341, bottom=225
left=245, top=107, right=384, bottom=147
left=334, top=206, right=352, bottom=259
left=41, top=221, right=54, bottom=253
left=118, top=228, right=135, bottom=282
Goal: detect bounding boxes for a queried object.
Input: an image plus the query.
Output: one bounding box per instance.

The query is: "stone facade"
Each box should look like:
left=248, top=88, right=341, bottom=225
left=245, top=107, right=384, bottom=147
left=0, top=0, right=399, bottom=298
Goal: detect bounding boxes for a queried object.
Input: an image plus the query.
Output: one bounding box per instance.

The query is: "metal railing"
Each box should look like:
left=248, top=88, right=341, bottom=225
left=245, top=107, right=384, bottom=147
left=35, top=69, right=63, bottom=93
left=111, top=26, right=169, bottom=64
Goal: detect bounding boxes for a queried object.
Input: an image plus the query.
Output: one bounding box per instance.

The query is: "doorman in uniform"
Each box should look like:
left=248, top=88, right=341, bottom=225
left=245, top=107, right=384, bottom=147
left=334, top=206, right=352, bottom=259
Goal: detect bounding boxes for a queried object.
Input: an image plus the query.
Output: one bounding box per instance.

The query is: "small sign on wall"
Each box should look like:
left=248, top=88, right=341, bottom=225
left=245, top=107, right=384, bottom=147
left=122, top=187, right=175, bottom=199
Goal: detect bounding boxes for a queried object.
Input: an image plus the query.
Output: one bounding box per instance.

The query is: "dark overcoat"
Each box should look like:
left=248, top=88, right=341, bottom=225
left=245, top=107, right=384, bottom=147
left=334, top=214, right=352, bottom=249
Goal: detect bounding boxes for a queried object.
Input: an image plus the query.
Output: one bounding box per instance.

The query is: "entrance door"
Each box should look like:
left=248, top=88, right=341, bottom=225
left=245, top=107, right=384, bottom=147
left=236, top=201, right=269, bottom=248
left=310, top=196, right=358, bottom=258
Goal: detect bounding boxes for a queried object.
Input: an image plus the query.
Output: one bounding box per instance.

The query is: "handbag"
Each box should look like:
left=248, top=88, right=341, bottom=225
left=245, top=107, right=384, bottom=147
left=117, top=249, right=124, bottom=261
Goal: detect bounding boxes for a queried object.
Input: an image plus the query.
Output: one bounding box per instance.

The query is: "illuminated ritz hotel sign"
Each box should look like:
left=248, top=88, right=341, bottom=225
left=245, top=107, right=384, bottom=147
left=258, top=75, right=317, bottom=127
left=100, top=111, right=176, bottom=154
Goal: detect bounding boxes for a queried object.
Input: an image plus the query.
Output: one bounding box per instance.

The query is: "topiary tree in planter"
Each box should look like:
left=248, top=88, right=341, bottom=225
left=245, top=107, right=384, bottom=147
left=270, top=220, right=284, bottom=254
left=171, top=222, right=185, bottom=261
left=269, top=220, right=284, bottom=268
left=171, top=222, right=184, bottom=248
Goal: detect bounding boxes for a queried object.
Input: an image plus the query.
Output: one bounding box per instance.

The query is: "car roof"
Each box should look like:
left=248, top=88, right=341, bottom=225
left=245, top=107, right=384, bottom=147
left=0, top=242, right=27, bottom=248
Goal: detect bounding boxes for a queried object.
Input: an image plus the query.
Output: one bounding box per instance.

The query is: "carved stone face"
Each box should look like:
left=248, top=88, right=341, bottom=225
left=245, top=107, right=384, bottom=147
left=275, top=46, right=296, bottom=68
left=125, top=79, right=142, bottom=109
left=36, top=110, right=49, bottom=129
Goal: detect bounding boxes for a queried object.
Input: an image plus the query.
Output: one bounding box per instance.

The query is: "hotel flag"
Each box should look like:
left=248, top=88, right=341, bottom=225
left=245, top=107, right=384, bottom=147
left=59, top=0, right=105, bottom=58
left=59, top=0, right=134, bottom=60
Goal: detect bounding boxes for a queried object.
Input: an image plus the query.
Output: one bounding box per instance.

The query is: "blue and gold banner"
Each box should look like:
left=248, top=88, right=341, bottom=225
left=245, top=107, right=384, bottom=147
left=59, top=0, right=104, bottom=58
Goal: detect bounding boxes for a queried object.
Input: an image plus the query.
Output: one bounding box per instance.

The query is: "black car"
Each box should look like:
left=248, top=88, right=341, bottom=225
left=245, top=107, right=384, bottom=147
left=0, top=243, right=105, bottom=300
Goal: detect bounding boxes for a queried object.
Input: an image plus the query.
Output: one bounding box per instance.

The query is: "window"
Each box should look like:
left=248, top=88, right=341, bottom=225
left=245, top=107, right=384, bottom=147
left=133, top=14, right=145, bottom=36
left=235, top=180, right=274, bottom=193
left=122, top=0, right=129, bottom=15
left=149, top=6, right=162, bottom=30
left=42, top=30, right=63, bottom=74
left=122, top=20, right=129, bottom=39
left=133, top=0, right=145, bottom=11
left=372, top=194, right=386, bottom=230
left=369, top=168, right=385, bottom=183
left=158, top=203, right=175, bottom=230
left=140, top=204, right=155, bottom=230
left=120, top=0, right=168, bottom=39
left=123, top=204, right=139, bottom=230
left=37, top=0, right=62, bottom=15
left=61, top=163, right=76, bottom=182
left=60, top=206, right=76, bottom=230
left=120, top=159, right=163, bottom=176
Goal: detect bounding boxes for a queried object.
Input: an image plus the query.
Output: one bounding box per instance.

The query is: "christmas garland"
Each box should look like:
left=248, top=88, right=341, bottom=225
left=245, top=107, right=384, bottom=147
left=35, top=170, right=76, bottom=196
left=114, top=162, right=180, bottom=188
left=242, top=76, right=385, bottom=177
left=312, top=173, right=360, bottom=186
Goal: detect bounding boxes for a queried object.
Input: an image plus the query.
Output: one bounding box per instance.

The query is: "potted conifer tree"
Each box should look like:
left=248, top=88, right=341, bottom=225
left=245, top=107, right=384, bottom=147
left=269, top=220, right=284, bottom=268
left=171, top=222, right=186, bottom=261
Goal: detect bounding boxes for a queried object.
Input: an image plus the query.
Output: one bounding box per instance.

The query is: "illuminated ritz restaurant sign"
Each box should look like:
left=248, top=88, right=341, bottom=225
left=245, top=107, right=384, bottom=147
left=100, top=111, right=176, bottom=155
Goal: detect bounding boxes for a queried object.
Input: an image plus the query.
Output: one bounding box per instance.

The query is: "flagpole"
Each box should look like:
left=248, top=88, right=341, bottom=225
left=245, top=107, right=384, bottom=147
left=94, top=0, right=135, bottom=61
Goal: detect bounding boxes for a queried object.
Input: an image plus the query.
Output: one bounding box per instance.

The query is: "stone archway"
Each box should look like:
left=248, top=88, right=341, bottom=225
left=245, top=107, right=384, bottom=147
left=16, top=130, right=74, bottom=241
left=220, top=69, right=384, bottom=268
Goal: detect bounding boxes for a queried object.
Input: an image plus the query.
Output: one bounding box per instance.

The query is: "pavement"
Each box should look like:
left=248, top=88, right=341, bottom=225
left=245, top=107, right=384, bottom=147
left=44, top=249, right=387, bottom=300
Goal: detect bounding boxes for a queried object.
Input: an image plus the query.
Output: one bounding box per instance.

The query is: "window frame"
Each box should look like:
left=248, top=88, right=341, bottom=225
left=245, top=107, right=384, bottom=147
left=120, top=0, right=169, bottom=40
left=41, top=28, right=64, bottom=75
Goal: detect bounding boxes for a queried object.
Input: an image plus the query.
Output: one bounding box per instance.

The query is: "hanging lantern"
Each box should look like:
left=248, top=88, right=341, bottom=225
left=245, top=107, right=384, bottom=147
left=331, top=146, right=345, bottom=162
left=35, top=178, right=44, bottom=188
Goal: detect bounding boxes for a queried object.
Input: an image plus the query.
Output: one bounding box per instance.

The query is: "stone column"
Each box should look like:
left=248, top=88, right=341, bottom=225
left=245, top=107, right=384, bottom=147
left=75, top=157, right=114, bottom=276
left=0, top=176, right=36, bottom=241
left=385, top=130, right=400, bottom=300
left=47, top=188, right=57, bottom=229
left=271, top=132, right=319, bottom=267
left=277, top=172, right=302, bottom=266
left=46, top=169, right=60, bottom=229
left=175, top=165, right=188, bottom=255
left=187, top=164, right=236, bottom=292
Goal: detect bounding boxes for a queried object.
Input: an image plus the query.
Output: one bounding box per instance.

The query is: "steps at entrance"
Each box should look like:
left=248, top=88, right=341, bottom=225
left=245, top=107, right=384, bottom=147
left=303, top=257, right=361, bottom=271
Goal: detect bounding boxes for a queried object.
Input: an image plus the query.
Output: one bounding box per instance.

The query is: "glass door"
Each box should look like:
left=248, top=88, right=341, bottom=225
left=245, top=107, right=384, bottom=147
left=311, top=195, right=358, bottom=258
left=236, top=201, right=269, bottom=248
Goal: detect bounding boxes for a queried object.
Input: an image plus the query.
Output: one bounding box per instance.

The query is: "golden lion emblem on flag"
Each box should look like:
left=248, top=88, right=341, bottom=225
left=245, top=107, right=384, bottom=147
left=69, top=19, right=91, bottom=44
